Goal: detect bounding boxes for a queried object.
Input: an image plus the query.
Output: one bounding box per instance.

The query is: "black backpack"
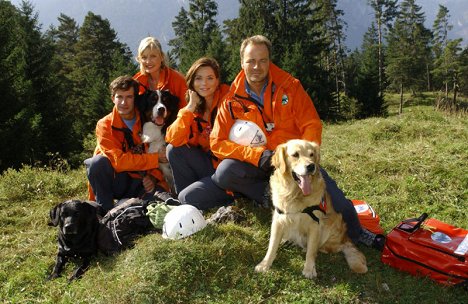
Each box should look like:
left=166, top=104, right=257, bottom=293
left=98, top=198, right=155, bottom=255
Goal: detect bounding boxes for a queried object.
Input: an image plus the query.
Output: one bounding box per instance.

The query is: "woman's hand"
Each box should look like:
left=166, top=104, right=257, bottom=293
left=187, top=90, right=200, bottom=112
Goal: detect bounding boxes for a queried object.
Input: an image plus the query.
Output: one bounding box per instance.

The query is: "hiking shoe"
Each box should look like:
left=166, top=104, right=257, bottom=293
left=256, top=184, right=272, bottom=209
left=373, top=234, right=386, bottom=251
left=152, top=191, right=180, bottom=205
left=359, top=229, right=385, bottom=251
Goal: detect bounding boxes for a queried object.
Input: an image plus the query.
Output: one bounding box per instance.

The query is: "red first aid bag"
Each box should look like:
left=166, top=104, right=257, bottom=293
left=351, top=200, right=384, bottom=235
left=381, top=213, right=468, bottom=287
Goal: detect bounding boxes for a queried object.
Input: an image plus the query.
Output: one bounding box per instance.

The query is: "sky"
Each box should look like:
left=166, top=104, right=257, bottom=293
left=8, top=0, right=467, bottom=56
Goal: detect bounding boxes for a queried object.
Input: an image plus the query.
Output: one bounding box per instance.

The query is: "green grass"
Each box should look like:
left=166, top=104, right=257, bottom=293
left=1, top=94, right=467, bottom=303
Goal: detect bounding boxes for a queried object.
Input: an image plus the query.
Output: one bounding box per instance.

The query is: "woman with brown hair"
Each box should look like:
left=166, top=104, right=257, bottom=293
left=165, top=57, right=233, bottom=207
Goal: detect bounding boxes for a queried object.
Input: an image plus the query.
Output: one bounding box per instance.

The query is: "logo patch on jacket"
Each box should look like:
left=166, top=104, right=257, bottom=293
left=282, top=94, right=289, bottom=105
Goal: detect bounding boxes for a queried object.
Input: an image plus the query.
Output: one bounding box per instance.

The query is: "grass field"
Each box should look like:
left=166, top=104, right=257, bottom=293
left=1, top=94, right=467, bottom=303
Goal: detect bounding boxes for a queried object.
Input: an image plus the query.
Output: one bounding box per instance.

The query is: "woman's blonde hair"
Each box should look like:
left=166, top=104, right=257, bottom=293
left=185, top=57, right=221, bottom=114
left=136, top=37, right=169, bottom=74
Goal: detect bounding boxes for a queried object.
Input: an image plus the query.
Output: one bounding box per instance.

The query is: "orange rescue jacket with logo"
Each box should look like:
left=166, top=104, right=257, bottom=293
left=133, top=67, right=188, bottom=108
left=165, top=84, right=230, bottom=151
left=88, top=106, right=168, bottom=200
left=210, top=63, right=322, bottom=167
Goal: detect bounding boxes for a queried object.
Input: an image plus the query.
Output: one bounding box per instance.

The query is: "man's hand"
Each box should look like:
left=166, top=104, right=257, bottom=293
left=158, top=146, right=168, bottom=163
left=142, top=175, right=157, bottom=193
left=258, top=150, right=274, bottom=173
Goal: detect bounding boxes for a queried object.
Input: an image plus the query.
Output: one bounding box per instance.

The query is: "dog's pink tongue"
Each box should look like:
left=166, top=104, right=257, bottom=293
left=154, top=117, right=164, bottom=126
left=298, top=175, right=312, bottom=196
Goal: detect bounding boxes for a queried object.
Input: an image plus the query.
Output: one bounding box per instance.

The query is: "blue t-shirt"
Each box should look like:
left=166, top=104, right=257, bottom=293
left=245, top=79, right=268, bottom=106
left=123, top=117, right=136, bottom=131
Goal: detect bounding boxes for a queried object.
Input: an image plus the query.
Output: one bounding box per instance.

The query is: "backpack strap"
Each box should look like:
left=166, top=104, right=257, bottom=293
left=112, top=125, right=135, bottom=152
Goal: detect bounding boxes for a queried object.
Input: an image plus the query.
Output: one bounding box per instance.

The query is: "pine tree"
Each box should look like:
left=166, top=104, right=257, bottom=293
left=431, top=5, right=453, bottom=96
left=69, top=12, right=135, bottom=146
left=367, top=0, right=398, bottom=99
left=169, top=0, right=226, bottom=74
left=459, top=47, right=468, bottom=97
left=433, top=38, right=463, bottom=112
left=386, top=0, right=431, bottom=114
left=10, top=1, right=71, bottom=168
left=47, top=14, right=79, bottom=79
left=168, top=7, right=190, bottom=69
left=0, top=0, right=24, bottom=170
left=349, top=23, right=386, bottom=118
left=274, top=1, right=332, bottom=119
left=320, top=0, right=348, bottom=119
left=432, top=5, right=452, bottom=60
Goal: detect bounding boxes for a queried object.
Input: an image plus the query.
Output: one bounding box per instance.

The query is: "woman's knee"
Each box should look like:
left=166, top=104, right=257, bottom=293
left=167, top=144, right=191, bottom=164
left=178, top=187, right=205, bottom=210
left=166, top=144, right=176, bottom=160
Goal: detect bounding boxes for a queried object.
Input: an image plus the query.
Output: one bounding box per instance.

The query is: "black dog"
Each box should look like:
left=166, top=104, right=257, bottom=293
left=136, top=89, right=179, bottom=134
left=48, top=200, right=104, bottom=282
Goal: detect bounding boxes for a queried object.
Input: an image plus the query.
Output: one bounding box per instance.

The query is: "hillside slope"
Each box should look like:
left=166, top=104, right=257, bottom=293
left=1, top=103, right=467, bottom=303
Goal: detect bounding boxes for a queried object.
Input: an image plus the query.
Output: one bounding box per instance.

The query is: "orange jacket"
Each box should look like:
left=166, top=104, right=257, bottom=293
left=133, top=67, right=188, bottom=108
left=88, top=106, right=168, bottom=200
left=165, top=84, right=230, bottom=152
left=210, top=63, right=322, bottom=167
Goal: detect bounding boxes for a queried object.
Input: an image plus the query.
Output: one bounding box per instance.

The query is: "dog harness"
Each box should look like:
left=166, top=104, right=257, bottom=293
left=275, top=196, right=327, bottom=223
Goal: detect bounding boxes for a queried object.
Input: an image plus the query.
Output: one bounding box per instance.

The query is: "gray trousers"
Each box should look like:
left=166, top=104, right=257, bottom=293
left=166, top=144, right=234, bottom=209
left=84, top=155, right=164, bottom=212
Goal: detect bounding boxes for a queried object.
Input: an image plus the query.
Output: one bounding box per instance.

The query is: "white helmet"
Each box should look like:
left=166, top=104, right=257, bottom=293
left=228, top=119, right=267, bottom=147
left=162, top=204, right=207, bottom=240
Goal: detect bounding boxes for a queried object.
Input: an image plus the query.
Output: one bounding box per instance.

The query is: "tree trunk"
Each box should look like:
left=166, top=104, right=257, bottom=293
left=452, top=81, right=458, bottom=112
left=377, top=10, right=383, bottom=99
left=445, top=81, right=449, bottom=100
left=426, top=63, right=431, bottom=91
left=399, top=82, right=403, bottom=114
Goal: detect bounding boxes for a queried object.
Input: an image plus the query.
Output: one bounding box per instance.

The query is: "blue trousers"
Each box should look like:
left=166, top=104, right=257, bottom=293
left=166, top=144, right=234, bottom=209
left=84, top=155, right=163, bottom=212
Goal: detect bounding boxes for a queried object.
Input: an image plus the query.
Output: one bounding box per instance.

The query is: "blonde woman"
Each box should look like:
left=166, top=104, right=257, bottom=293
left=165, top=57, right=233, bottom=208
left=133, top=36, right=187, bottom=107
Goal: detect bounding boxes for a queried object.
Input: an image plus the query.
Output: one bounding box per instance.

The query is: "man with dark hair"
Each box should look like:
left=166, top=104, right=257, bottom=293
left=84, top=75, right=169, bottom=212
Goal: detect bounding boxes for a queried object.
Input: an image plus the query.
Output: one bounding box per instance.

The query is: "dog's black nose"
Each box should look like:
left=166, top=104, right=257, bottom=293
left=63, top=223, right=78, bottom=234
left=306, top=164, right=315, bottom=173
left=157, top=107, right=166, bottom=116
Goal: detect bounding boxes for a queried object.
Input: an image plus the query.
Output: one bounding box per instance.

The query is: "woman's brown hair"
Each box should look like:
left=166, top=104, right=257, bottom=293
left=185, top=57, right=221, bottom=114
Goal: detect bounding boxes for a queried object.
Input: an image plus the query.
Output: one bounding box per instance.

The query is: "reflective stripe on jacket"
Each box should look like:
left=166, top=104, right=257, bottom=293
left=210, top=63, right=322, bottom=167
left=133, top=67, right=188, bottom=108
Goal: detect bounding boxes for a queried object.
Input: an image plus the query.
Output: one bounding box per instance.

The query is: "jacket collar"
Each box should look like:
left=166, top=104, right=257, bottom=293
left=230, top=63, right=293, bottom=99
left=110, top=106, right=142, bottom=131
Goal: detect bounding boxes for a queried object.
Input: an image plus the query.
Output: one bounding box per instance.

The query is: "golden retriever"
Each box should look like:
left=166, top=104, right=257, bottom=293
left=255, top=139, right=367, bottom=279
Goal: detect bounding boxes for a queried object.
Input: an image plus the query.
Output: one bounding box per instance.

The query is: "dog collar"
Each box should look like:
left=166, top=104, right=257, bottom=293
left=275, top=196, right=327, bottom=223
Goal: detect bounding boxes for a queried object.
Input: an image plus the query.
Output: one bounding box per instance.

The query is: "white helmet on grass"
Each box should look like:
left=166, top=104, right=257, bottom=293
left=162, top=205, right=207, bottom=240
left=228, top=119, right=267, bottom=147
